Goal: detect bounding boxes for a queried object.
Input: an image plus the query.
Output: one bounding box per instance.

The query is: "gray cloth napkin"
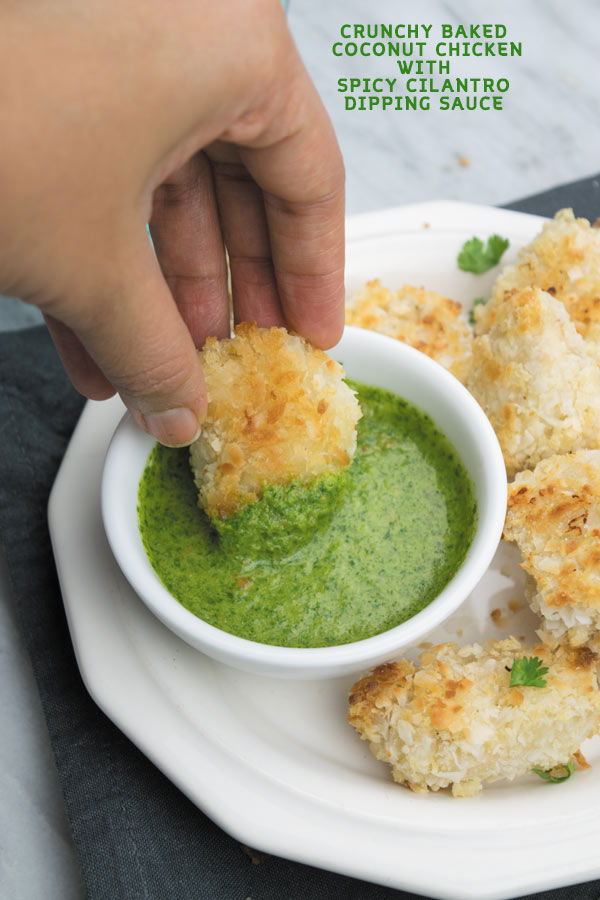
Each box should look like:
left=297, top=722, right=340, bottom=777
left=1, top=175, right=600, bottom=900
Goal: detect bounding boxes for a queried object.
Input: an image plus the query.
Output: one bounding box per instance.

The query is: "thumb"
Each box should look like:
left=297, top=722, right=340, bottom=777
left=71, top=235, right=208, bottom=447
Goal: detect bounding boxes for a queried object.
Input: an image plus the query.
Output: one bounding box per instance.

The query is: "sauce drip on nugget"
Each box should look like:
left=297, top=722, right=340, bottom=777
left=190, top=322, right=361, bottom=519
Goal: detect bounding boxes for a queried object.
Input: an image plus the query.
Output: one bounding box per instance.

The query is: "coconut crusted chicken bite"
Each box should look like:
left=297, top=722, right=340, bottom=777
left=348, top=638, right=600, bottom=798
left=467, top=285, right=600, bottom=476
left=190, top=323, right=361, bottom=519
left=345, top=279, right=472, bottom=383
left=504, top=451, right=600, bottom=647
left=489, top=209, right=600, bottom=353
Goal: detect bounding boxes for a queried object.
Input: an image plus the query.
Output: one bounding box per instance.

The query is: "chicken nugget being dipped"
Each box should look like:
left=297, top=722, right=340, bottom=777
left=189, top=322, right=361, bottom=554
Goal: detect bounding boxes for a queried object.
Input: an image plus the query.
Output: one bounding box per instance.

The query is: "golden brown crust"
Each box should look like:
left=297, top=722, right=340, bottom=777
left=567, top=644, right=598, bottom=670
left=348, top=660, right=414, bottom=739
left=490, top=209, right=600, bottom=348
left=345, top=280, right=472, bottom=382
left=190, top=323, right=361, bottom=517
left=504, top=451, right=600, bottom=641
left=348, top=638, right=600, bottom=796
left=468, top=287, right=600, bottom=476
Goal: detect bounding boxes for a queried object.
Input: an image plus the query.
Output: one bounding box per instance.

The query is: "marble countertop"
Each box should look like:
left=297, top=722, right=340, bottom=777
left=294, top=0, right=600, bottom=213
left=1, top=1, right=599, bottom=897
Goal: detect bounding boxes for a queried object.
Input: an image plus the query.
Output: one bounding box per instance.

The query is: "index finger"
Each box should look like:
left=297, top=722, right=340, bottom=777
left=234, top=65, right=346, bottom=349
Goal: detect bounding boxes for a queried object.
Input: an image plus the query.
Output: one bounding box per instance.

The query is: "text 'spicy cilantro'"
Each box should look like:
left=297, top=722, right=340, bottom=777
left=468, top=297, right=486, bottom=326
left=509, top=656, right=549, bottom=688
left=458, top=235, right=510, bottom=274
left=532, top=761, right=574, bottom=783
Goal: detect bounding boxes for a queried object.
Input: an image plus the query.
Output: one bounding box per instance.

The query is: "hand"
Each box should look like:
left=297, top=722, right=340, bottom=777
left=0, top=0, right=345, bottom=445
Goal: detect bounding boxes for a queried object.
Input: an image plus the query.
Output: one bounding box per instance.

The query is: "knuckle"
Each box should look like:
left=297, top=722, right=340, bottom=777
left=117, top=355, right=195, bottom=401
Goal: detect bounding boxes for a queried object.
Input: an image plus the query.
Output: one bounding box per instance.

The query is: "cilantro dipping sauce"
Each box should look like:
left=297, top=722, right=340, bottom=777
left=138, top=381, right=476, bottom=648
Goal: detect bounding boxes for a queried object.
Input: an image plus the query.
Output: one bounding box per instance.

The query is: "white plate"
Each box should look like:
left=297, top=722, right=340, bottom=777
left=49, top=202, right=600, bottom=900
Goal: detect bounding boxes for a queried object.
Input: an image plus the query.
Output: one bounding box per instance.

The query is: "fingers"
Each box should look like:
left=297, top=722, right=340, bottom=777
left=150, top=152, right=230, bottom=347
left=64, top=231, right=207, bottom=447
left=44, top=314, right=116, bottom=400
left=264, top=177, right=345, bottom=350
left=209, top=150, right=285, bottom=328
left=230, top=68, right=346, bottom=349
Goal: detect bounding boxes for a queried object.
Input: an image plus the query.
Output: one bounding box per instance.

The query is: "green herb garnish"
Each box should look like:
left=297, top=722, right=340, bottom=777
left=468, top=297, right=486, bottom=325
left=509, top=656, right=549, bottom=688
left=532, top=761, right=574, bottom=783
left=458, top=235, right=509, bottom=274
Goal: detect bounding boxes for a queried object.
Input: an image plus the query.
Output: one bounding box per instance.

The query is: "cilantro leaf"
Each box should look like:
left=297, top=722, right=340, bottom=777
left=458, top=237, right=486, bottom=273
left=468, top=297, right=486, bottom=326
left=487, top=234, right=510, bottom=263
left=533, top=761, right=574, bottom=783
left=457, top=234, right=510, bottom=274
left=509, top=656, right=549, bottom=688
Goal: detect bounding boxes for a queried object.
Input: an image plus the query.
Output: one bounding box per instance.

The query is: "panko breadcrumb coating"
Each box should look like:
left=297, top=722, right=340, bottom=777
left=345, top=279, right=472, bottom=383
left=190, top=323, right=361, bottom=518
left=467, top=286, right=600, bottom=476
left=488, top=209, right=600, bottom=351
left=505, top=451, right=600, bottom=647
left=348, top=637, right=600, bottom=797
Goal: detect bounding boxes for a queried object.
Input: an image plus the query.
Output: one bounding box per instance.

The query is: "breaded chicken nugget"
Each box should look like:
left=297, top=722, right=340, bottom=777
left=190, top=322, right=361, bottom=518
left=345, top=279, right=472, bottom=383
left=505, top=451, right=600, bottom=647
left=348, top=637, right=600, bottom=797
left=467, top=286, right=600, bottom=476
left=488, top=209, right=600, bottom=350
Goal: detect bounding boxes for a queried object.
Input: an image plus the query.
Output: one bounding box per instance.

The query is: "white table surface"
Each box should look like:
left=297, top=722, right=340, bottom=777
left=1, top=1, right=599, bottom=897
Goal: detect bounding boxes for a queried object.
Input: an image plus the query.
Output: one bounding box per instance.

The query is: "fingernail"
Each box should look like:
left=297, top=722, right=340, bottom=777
left=140, top=408, right=201, bottom=447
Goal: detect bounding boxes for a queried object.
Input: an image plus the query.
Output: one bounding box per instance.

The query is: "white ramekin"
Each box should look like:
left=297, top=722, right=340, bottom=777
left=101, top=326, right=506, bottom=679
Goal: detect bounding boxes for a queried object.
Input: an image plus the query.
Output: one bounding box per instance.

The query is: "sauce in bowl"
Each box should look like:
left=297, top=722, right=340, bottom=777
left=138, top=381, right=476, bottom=648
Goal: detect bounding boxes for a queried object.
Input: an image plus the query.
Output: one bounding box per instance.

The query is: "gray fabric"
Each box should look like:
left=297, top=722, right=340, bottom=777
left=1, top=176, right=599, bottom=899
left=503, top=173, right=600, bottom=219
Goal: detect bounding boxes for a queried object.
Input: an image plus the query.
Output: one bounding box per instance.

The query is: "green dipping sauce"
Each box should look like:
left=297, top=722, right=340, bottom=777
left=138, top=382, right=477, bottom=648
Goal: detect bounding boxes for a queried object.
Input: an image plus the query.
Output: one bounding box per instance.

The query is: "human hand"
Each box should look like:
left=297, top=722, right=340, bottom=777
left=0, top=0, right=345, bottom=445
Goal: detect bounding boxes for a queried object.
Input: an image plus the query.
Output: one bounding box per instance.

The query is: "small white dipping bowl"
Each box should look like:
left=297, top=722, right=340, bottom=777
left=102, top=326, right=506, bottom=680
